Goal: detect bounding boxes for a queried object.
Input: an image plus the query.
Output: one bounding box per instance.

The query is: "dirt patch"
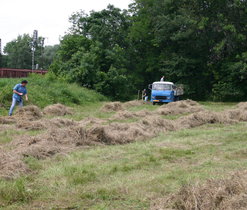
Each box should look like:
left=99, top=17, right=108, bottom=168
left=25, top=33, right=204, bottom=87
left=152, top=171, right=247, bottom=210
left=157, top=100, right=204, bottom=115
left=101, top=102, right=123, bottom=112
left=43, top=104, right=73, bottom=116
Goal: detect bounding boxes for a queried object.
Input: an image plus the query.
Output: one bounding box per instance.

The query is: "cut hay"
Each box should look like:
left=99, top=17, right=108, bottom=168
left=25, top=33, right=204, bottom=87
left=112, top=110, right=136, bottom=120
left=0, top=149, right=30, bottom=179
left=112, top=109, right=152, bottom=120
left=79, top=117, right=108, bottom=127
left=177, top=111, right=236, bottom=129
left=101, top=102, right=123, bottom=112
left=157, top=100, right=204, bottom=115
left=0, top=116, right=16, bottom=124
left=16, top=120, right=46, bottom=131
left=16, top=118, right=76, bottom=131
left=123, top=100, right=146, bottom=108
left=15, top=105, right=43, bottom=121
left=154, top=171, right=247, bottom=210
left=2, top=101, right=247, bottom=178
left=43, top=104, right=73, bottom=116
left=86, top=122, right=154, bottom=145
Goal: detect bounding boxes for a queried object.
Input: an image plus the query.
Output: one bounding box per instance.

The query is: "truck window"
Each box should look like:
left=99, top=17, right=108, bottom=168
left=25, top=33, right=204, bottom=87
left=153, top=84, right=172, bottom=90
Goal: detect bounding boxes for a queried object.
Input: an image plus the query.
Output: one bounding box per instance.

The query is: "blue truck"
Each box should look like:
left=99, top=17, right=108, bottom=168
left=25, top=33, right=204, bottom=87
left=149, top=81, right=183, bottom=105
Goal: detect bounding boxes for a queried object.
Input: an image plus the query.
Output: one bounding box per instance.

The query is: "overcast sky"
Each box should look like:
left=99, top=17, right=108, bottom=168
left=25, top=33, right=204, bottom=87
left=0, top=0, right=133, bottom=50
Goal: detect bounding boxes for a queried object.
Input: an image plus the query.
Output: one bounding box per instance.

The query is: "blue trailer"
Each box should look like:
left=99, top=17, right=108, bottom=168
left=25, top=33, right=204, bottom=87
left=149, top=81, right=183, bottom=105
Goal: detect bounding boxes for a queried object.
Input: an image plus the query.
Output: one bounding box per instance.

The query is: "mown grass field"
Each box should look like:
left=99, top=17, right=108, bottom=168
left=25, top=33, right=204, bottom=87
left=1, top=101, right=247, bottom=209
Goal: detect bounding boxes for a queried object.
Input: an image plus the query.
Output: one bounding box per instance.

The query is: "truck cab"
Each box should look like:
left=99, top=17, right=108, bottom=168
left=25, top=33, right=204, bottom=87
left=149, top=81, right=183, bottom=104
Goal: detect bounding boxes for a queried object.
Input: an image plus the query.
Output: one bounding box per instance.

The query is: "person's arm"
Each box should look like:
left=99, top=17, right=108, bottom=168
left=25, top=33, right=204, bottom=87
left=25, top=94, right=28, bottom=101
left=13, top=89, right=23, bottom=96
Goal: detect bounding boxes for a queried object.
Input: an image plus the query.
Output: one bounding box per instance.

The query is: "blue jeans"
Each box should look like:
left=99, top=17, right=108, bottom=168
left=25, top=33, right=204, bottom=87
left=9, top=98, right=23, bottom=116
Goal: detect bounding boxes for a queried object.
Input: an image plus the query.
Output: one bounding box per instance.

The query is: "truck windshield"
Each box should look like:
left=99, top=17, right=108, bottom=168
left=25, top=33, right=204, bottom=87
left=153, top=84, right=172, bottom=90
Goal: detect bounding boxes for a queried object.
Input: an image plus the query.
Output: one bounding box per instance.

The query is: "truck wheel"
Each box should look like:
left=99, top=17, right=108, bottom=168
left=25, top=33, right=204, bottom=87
left=153, top=102, right=156, bottom=105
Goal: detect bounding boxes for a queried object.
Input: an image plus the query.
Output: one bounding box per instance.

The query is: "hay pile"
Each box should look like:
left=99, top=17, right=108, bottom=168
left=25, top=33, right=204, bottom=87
left=112, top=110, right=152, bottom=120
left=153, top=171, right=247, bottom=210
left=0, top=147, right=30, bottom=179
left=123, top=100, right=146, bottom=108
left=223, top=102, right=247, bottom=121
left=86, top=122, right=154, bottom=144
left=43, top=104, right=73, bottom=116
left=1, top=101, right=247, bottom=178
left=15, top=105, right=43, bottom=121
left=112, top=110, right=137, bottom=120
left=0, top=116, right=16, bottom=124
left=16, top=118, right=76, bottom=131
left=157, top=100, right=204, bottom=115
left=101, top=102, right=123, bottom=112
left=177, top=111, right=236, bottom=129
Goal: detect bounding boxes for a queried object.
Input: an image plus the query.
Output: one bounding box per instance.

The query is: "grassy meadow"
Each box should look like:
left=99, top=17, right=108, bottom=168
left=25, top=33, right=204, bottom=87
left=1, top=100, right=247, bottom=209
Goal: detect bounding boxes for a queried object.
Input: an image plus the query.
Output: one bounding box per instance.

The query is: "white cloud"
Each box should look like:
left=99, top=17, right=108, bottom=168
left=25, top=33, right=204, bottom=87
left=0, top=0, right=133, bottom=49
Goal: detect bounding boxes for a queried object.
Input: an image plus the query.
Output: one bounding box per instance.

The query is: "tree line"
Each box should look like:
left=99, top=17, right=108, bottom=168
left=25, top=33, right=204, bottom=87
left=0, top=34, right=58, bottom=70
left=1, top=0, right=247, bottom=101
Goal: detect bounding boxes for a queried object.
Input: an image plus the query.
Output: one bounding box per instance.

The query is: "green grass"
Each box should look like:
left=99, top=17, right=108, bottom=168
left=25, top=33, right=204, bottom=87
left=0, top=130, right=41, bottom=145
left=0, top=73, right=106, bottom=113
left=1, top=122, right=247, bottom=209
left=0, top=101, right=246, bottom=209
left=199, top=101, right=236, bottom=111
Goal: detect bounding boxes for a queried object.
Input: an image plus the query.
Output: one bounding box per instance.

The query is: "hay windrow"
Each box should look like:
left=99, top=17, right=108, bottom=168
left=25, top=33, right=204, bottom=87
left=101, top=102, right=123, bottom=112
left=0, top=116, right=16, bottom=124
left=43, top=104, right=73, bottom=116
left=152, top=171, right=247, bottom=210
left=177, top=111, right=236, bottom=129
left=157, top=99, right=204, bottom=115
left=123, top=100, right=146, bottom=108
left=112, top=109, right=152, bottom=120
left=112, top=110, right=137, bottom=120
left=16, top=118, right=76, bottom=131
left=15, top=105, right=43, bottom=121
left=1, top=101, right=247, bottom=179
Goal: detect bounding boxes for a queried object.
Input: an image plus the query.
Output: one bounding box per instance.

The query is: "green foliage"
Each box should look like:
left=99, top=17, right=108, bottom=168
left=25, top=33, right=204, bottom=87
left=4, top=34, right=32, bottom=69
left=50, top=5, right=133, bottom=100
left=0, top=73, right=106, bottom=110
left=42, top=45, right=59, bottom=69
left=3, top=34, right=58, bottom=70
left=129, top=0, right=247, bottom=100
left=49, top=0, right=247, bottom=101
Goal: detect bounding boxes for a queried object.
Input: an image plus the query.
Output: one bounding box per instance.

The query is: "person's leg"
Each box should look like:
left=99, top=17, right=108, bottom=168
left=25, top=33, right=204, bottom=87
left=19, top=99, right=23, bottom=108
left=9, top=98, right=17, bottom=116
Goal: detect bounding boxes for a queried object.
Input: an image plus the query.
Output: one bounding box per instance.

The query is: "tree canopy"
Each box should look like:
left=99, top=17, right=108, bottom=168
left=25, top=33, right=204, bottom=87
left=3, top=0, right=246, bottom=101
left=2, top=34, right=58, bottom=70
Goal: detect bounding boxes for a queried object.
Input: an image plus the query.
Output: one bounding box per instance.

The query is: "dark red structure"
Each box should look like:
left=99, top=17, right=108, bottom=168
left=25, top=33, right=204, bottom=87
left=0, top=68, right=48, bottom=78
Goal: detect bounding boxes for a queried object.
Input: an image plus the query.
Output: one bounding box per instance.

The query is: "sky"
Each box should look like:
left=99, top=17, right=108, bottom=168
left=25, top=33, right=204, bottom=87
left=0, top=0, right=133, bottom=50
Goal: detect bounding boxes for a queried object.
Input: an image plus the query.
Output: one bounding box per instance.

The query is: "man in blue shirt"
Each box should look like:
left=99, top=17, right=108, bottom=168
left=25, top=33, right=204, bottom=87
left=9, top=80, right=28, bottom=116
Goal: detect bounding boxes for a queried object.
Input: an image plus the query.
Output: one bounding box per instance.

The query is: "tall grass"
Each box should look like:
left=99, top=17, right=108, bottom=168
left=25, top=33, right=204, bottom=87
left=0, top=73, right=106, bottom=110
